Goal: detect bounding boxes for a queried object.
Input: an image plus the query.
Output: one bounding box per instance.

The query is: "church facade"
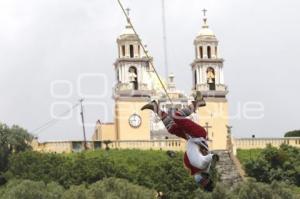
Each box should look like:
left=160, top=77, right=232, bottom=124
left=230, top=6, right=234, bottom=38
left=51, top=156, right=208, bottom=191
left=92, top=14, right=229, bottom=150
left=30, top=13, right=300, bottom=154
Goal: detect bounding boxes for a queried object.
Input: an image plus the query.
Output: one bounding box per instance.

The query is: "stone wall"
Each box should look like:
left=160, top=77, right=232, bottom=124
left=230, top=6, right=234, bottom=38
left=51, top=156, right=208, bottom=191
left=214, top=150, right=243, bottom=186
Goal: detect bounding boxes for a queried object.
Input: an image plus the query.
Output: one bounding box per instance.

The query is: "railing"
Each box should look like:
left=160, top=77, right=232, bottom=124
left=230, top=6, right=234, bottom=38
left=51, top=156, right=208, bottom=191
left=195, top=84, right=227, bottom=92
left=233, top=137, right=300, bottom=149
left=31, top=139, right=188, bottom=153
left=114, top=83, right=152, bottom=92
left=108, top=139, right=186, bottom=151
left=32, top=139, right=218, bottom=153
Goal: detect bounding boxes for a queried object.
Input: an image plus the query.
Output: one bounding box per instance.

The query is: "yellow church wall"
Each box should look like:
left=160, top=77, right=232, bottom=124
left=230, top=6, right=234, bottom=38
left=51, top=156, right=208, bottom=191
left=31, top=139, right=73, bottom=153
left=93, top=122, right=116, bottom=141
left=101, top=123, right=116, bottom=140
left=115, top=99, right=151, bottom=141
left=197, top=99, right=228, bottom=150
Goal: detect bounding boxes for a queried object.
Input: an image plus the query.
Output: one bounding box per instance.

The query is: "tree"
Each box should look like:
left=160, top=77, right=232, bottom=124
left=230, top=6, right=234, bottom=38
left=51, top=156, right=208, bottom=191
left=62, top=185, right=88, bottom=199
left=241, top=144, right=300, bottom=186
left=284, top=130, right=300, bottom=137
left=0, top=179, right=65, bottom=199
left=6, top=149, right=197, bottom=195
left=0, top=178, right=156, bottom=199
left=45, top=182, right=66, bottom=199
left=228, top=179, right=296, bottom=199
left=86, top=177, right=156, bottom=199
left=0, top=123, right=33, bottom=184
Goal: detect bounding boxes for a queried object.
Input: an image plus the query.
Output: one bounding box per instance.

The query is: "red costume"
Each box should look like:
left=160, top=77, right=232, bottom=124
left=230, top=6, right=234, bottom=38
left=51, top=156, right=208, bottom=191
left=161, top=110, right=209, bottom=175
left=141, top=99, right=215, bottom=191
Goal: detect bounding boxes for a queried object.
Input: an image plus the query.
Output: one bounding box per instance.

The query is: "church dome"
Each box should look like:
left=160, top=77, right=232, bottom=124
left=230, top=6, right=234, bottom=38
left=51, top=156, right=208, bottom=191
left=196, top=17, right=217, bottom=39
left=198, top=27, right=215, bottom=37
left=118, top=19, right=139, bottom=41
left=121, top=22, right=135, bottom=35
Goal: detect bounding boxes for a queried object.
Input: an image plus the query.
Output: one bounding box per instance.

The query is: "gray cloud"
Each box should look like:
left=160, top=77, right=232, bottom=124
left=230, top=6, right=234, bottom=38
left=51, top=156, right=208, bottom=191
left=0, top=0, right=299, bottom=141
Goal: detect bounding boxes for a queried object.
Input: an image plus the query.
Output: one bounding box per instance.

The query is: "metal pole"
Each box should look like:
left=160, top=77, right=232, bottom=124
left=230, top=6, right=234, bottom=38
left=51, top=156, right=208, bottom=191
left=80, top=99, right=88, bottom=150
left=161, top=0, right=169, bottom=79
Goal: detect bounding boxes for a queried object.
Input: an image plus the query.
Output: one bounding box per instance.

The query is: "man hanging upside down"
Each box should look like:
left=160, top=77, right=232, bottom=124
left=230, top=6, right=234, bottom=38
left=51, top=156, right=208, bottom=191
left=141, top=91, right=219, bottom=192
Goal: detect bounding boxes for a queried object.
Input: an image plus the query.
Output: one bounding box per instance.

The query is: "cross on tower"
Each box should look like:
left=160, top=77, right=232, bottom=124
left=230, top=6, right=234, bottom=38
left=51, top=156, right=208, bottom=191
left=204, top=122, right=212, bottom=139
left=202, top=8, right=207, bottom=17
left=125, top=8, right=130, bottom=16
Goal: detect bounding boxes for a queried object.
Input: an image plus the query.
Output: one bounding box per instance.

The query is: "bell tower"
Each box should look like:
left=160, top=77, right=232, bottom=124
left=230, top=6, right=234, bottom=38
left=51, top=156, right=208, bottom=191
left=114, top=10, right=153, bottom=141
left=191, top=10, right=229, bottom=150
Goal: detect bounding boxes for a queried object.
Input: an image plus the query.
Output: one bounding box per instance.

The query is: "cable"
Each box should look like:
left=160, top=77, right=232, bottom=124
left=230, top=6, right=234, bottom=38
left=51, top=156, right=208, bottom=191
left=117, top=0, right=174, bottom=106
left=30, top=103, right=80, bottom=136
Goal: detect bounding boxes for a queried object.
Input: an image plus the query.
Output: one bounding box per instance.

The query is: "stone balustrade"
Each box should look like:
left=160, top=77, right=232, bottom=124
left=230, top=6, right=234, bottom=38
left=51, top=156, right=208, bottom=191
left=196, top=84, right=227, bottom=91
left=233, top=137, right=300, bottom=150
left=31, top=137, right=300, bottom=154
left=114, top=83, right=150, bottom=91
left=108, top=139, right=187, bottom=151
left=31, top=139, right=189, bottom=153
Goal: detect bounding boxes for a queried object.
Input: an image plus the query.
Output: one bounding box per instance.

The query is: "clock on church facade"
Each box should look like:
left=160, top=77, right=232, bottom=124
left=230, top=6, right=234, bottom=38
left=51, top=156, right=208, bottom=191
left=128, top=114, right=142, bottom=128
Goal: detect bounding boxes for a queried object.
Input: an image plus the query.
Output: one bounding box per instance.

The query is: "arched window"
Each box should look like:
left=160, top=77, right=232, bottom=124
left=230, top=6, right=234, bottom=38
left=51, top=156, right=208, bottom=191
left=207, top=46, right=211, bottom=59
left=206, top=67, right=215, bottom=90
left=116, top=68, right=120, bottom=82
left=128, top=66, right=138, bottom=90
left=138, top=45, right=140, bottom=57
left=121, top=45, right=125, bottom=57
left=194, top=70, right=197, bottom=89
left=199, top=46, right=203, bottom=59
left=129, top=45, right=134, bottom=58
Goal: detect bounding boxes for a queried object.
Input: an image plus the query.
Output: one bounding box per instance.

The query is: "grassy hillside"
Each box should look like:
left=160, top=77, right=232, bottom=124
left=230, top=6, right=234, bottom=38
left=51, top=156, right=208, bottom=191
left=236, top=148, right=263, bottom=164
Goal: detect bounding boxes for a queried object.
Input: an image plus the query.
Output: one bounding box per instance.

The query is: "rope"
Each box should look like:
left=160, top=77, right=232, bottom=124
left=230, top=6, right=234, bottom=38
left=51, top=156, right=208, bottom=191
left=117, top=0, right=174, bottom=106
left=30, top=103, right=80, bottom=136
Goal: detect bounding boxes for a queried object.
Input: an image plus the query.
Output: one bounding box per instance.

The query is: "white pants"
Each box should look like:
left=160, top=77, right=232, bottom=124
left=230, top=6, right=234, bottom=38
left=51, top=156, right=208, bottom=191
left=186, top=139, right=213, bottom=172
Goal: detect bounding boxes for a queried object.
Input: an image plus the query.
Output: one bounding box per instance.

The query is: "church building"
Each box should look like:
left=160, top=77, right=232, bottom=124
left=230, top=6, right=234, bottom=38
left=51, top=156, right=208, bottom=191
left=92, top=12, right=229, bottom=150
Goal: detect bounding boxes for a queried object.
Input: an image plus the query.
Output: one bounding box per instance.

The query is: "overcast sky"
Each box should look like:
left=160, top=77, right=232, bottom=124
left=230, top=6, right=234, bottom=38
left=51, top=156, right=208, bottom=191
left=0, top=0, right=299, bottom=141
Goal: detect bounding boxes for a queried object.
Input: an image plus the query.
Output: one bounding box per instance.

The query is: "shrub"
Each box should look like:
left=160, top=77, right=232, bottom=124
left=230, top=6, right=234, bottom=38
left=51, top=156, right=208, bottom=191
left=239, top=144, right=300, bottom=186
left=6, top=150, right=198, bottom=198
left=62, top=185, right=88, bottom=199
left=86, top=177, right=156, bottom=199
left=192, top=179, right=299, bottom=199
left=0, top=179, right=64, bottom=199
left=284, top=130, right=300, bottom=137
left=0, top=123, right=32, bottom=174
left=0, top=178, right=155, bottom=199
